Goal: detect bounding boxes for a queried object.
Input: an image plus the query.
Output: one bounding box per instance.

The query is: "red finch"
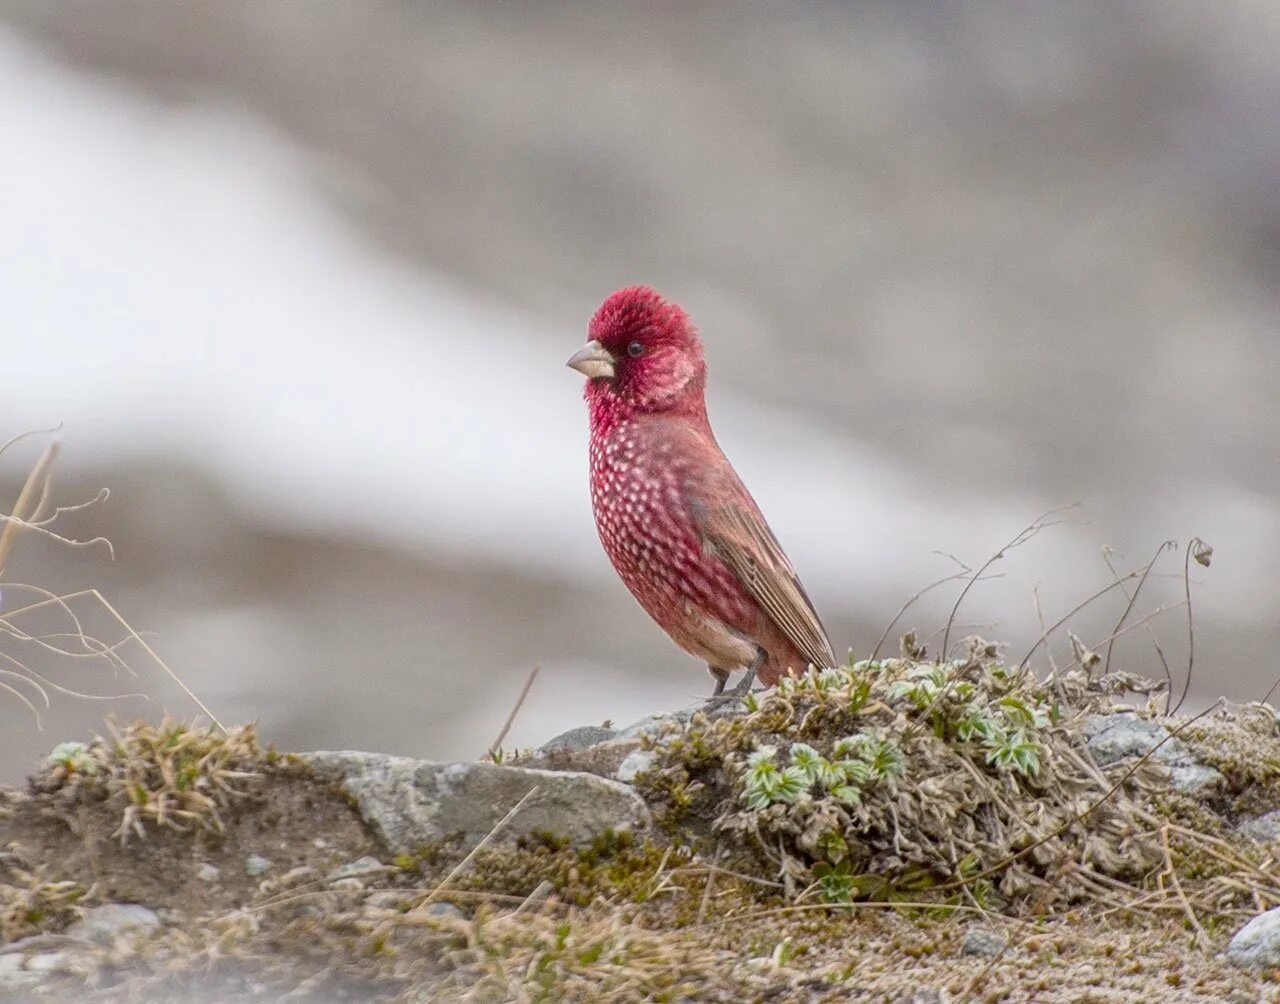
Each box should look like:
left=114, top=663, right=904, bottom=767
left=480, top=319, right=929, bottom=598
left=566, top=286, right=835, bottom=698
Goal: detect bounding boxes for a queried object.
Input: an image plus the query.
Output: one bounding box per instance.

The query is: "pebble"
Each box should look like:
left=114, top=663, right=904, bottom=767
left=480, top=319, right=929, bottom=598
left=961, top=926, right=1006, bottom=957
left=196, top=862, right=221, bottom=883
left=66, top=904, right=161, bottom=946
left=327, top=856, right=387, bottom=882
left=244, top=854, right=273, bottom=877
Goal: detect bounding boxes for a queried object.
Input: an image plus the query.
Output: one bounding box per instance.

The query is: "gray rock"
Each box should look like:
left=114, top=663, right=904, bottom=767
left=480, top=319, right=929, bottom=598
left=619, top=706, right=699, bottom=740
left=538, top=725, right=618, bottom=753
left=1240, top=810, right=1280, bottom=844
left=0, top=954, right=34, bottom=987
left=961, top=926, right=1006, bottom=957
left=615, top=749, right=656, bottom=783
left=1228, top=907, right=1280, bottom=970
left=66, top=903, right=160, bottom=946
left=24, top=952, right=71, bottom=973
left=1082, top=713, right=1225, bottom=795
left=0, top=940, right=67, bottom=991
left=423, top=901, right=464, bottom=920
left=0, top=975, right=37, bottom=995
left=305, top=751, right=651, bottom=855
left=366, top=890, right=415, bottom=911
left=196, top=862, right=221, bottom=883
left=1168, top=763, right=1226, bottom=796
left=244, top=854, right=273, bottom=877
left=327, top=856, right=387, bottom=882
left=1083, top=714, right=1181, bottom=763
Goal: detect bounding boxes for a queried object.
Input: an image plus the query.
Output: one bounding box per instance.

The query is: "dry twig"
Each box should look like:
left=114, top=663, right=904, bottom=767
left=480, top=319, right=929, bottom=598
left=487, top=666, right=540, bottom=760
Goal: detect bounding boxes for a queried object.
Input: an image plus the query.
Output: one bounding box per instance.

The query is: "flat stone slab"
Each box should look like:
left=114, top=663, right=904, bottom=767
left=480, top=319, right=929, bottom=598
left=305, top=752, right=650, bottom=855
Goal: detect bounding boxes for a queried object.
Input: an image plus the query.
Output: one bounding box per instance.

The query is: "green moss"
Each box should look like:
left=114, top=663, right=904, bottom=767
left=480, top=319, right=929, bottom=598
left=632, top=764, right=702, bottom=834
left=401, top=837, right=465, bottom=871
left=447, top=832, right=689, bottom=909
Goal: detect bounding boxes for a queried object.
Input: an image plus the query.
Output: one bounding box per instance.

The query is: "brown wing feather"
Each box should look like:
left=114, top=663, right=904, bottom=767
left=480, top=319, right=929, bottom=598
left=698, top=500, right=837, bottom=671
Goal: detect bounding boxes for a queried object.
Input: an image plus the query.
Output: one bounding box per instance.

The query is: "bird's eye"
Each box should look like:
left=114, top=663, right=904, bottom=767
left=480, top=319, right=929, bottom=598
left=627, top=341, right=644, bottom=358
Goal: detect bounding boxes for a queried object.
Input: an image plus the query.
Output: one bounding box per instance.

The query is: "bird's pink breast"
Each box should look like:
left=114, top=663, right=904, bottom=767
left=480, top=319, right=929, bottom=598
left=588, top=419, right=755, bottom=636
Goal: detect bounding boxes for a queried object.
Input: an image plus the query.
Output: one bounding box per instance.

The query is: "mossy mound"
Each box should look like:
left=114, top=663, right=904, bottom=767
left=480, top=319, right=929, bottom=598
left=631, top=647, right=1169, bottom=910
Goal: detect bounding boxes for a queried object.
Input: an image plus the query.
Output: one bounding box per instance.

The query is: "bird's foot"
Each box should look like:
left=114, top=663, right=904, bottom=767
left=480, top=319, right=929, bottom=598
left=701, top=662, right=759, bottom=713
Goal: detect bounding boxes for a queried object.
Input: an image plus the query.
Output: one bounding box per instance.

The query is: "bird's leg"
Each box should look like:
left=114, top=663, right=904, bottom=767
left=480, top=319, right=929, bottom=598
left=703, top=649, right=765, bottom=708
left=708, top=666, right=729, bottom=697
left=729, top=650, right=763, bottom=698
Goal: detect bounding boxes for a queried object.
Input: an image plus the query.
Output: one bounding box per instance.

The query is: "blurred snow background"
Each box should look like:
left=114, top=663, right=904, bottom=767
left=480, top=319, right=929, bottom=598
left=0, top=2, right=1277, bottom=780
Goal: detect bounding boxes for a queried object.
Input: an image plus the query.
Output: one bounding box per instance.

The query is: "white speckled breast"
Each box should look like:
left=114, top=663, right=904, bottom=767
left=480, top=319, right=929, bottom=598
left=588, top=419, right=753, bottom=639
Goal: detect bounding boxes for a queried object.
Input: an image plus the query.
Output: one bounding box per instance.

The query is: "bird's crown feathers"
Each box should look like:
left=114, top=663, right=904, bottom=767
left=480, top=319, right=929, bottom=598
left=589, top=285, right=700, bottom=355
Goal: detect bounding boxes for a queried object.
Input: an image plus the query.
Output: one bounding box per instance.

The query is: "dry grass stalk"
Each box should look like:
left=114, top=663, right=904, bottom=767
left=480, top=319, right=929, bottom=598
left=939, top=504, right=1079, bottom=660
left=1172, top=536, right=1212, bottom=714
left=1100, top=540, right=1175, bottom=680
left=486, top=665, right=540, bottom=761
left=0, top=434, right=223, bottom=730
left=1101, top=545, right=1174, bottom=700
left=412, top=785, right=543, bottom=914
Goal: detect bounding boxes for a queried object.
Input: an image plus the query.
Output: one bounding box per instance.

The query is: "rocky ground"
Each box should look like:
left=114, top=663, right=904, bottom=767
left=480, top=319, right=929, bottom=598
left=3, top=653, right=1280, bottom=1001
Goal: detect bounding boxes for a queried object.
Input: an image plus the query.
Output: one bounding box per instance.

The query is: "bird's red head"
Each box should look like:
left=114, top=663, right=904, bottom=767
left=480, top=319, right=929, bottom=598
left=567, top=286, right=707, bottom=423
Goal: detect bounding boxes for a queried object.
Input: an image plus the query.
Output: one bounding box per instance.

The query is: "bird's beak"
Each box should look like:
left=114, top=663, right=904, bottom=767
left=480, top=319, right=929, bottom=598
left=565, top=340, right=616, bottom=380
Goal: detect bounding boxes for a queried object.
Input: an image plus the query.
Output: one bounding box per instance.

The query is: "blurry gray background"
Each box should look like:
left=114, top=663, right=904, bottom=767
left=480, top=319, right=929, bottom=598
left=1, top=2, right=1277, bottom=782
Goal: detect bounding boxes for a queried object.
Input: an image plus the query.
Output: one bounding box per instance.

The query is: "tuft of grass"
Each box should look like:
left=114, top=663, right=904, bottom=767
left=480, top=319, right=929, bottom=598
left=36, top=717, right=265, bottom=844
left=0, top=852, right=85, bottom=943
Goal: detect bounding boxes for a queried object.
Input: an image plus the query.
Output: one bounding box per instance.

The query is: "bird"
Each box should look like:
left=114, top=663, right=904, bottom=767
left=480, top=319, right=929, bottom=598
left=566, top=285, right=836, bottom=699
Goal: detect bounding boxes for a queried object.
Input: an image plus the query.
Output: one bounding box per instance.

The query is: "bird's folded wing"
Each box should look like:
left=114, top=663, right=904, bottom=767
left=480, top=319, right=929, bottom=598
left=697, top=500, right=837, bottom=671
